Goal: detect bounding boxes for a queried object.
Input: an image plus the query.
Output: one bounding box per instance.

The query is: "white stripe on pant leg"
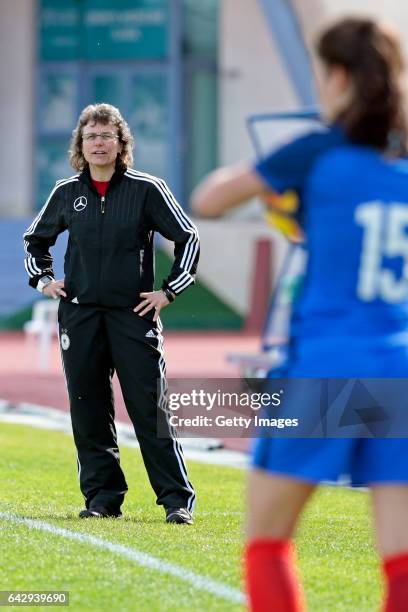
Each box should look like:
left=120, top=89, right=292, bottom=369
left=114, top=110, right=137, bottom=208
left=76, top=456, right=82, bottom=482
left=151, top=318, right=196, bottom=512
left=0, top=513, right=244, bottom=605
left=157, top=335, right=196, bottom=512
left=155, top=321, right=196, bottom=512
left=157, top=350, right=196, bottom=512
left=158, top=355, right=195, bottom=512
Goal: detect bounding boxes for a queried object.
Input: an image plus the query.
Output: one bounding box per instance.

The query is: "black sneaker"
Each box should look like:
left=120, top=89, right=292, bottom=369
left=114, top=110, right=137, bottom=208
left=165, top=507, right=193, bottom=525
left=78, top=507, right=122, bottom=519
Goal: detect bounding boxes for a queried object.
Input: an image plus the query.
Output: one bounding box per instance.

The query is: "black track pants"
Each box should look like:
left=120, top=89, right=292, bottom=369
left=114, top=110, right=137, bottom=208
left=58, top=301, right=195, bottom=513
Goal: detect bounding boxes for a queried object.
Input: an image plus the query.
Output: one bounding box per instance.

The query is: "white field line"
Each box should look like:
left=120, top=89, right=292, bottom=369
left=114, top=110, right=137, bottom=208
left=0, top=512, right=245, bottom=606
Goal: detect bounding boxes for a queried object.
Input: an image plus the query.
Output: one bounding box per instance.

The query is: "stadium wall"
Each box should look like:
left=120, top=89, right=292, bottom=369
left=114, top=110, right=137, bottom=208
left=0, top=0, right=35, bottom=218
left=219, top=0, right=298, bottom=171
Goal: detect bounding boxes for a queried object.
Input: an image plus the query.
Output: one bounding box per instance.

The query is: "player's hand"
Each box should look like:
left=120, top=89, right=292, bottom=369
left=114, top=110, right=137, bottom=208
left=134, top=290, right=170, bottom=322
left=43, top=279, right=67, bottom=300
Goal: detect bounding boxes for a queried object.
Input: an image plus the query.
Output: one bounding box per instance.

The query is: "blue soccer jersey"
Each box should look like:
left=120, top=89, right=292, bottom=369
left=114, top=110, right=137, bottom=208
left=252, top=126, right=408, bottom=484
left=255, top=125, right=408, bottom=377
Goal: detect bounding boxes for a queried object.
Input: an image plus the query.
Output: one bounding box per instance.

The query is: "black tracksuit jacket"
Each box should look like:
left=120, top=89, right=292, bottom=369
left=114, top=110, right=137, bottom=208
left=23, top=167, right=200, bottom=306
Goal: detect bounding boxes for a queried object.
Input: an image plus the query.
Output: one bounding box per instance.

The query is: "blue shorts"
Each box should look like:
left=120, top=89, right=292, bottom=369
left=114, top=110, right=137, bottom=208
left=252, top=437, right=408, bottom=485
left=254, top=339, right=408, bottom=485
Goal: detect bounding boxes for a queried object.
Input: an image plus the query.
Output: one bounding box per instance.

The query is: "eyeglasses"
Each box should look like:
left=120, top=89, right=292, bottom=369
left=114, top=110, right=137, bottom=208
left=82, top=132, right=119, bottom=142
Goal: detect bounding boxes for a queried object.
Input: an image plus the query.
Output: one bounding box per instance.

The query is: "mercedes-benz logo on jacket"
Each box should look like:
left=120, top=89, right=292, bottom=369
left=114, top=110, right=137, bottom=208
left=73, top=196, right=87, bottom=212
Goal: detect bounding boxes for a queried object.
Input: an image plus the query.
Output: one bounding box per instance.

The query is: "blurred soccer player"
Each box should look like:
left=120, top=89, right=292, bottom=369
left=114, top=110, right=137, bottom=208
left=192, top=17, right=408, bottom=611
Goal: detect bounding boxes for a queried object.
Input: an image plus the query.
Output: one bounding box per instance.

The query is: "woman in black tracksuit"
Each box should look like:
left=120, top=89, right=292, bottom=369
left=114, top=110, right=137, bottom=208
left=24, top=103, right=199, bottom=524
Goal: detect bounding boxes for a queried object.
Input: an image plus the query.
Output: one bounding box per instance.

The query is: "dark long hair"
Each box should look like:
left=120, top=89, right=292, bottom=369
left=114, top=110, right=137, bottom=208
left=317, top=17, right=407, bottom=154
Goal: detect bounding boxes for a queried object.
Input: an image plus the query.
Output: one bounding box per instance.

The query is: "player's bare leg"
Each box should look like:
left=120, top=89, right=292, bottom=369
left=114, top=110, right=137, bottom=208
left=246, top=469, right=316, bottom=539
left=371, top=485, right=408, bottom=556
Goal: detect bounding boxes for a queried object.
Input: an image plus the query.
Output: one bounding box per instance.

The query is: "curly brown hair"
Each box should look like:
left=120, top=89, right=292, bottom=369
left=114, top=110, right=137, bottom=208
left=69, top=103, right=134, bottom=172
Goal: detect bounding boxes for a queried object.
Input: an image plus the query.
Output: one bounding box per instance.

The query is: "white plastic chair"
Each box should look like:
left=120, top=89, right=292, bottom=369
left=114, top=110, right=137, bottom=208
left=23, top=299, right=59, bottom=370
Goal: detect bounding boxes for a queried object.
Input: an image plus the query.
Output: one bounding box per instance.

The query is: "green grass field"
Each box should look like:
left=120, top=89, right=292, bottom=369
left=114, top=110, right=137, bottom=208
left=0, top=423, right=382, bottom=611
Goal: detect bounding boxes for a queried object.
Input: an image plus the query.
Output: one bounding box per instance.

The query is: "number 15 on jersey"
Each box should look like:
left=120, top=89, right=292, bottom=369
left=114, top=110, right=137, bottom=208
left=355, top=201, right=408, bottom=303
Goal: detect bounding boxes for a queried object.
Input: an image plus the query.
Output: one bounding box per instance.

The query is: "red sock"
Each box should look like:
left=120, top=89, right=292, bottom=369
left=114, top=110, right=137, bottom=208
left=383, top=551, right=408, bottom=612
left=245, top=539, right=304, bottom=612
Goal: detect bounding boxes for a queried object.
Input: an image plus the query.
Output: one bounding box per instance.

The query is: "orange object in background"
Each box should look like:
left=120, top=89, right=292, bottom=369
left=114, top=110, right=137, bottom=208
left=262, top=191, right=304, bottom=243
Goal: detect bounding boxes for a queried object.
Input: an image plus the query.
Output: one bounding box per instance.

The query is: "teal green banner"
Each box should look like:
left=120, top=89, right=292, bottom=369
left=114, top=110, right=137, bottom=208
left=40, top=0, right=168, bottom=61
left=40, top=0, right=81, bottom=60
left=84, top=0, right=168, bottom=60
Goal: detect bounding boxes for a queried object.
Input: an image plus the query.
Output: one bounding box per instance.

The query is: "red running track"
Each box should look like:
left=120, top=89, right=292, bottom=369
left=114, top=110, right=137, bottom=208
left=0, top=332, right=261, bottom=451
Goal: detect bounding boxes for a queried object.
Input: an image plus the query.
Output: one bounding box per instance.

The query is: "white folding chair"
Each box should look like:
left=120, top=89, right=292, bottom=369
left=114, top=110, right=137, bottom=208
left=23, top=299, right=59, bottom=370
